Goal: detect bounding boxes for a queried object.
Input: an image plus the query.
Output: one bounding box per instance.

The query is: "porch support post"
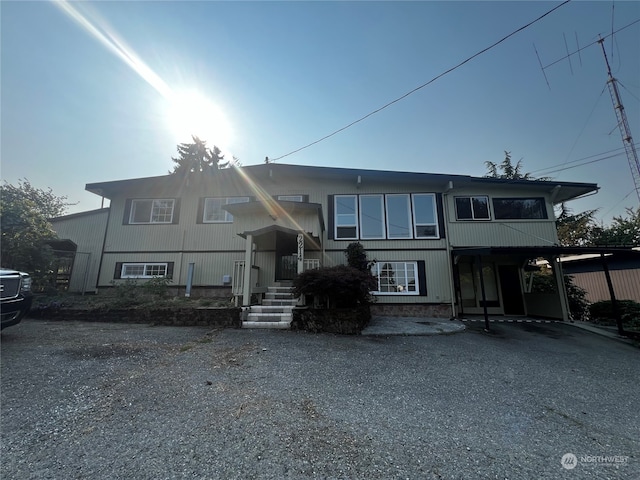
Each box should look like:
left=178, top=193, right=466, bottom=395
left=477, top=255, right=490, bottom=332
left=552, top=255, right=570, bottom=322
left=242, top=234, right=253, bottom=307
left=296, top=233, right=304, bottom=275
left=601, top=253, right=624, bottom=335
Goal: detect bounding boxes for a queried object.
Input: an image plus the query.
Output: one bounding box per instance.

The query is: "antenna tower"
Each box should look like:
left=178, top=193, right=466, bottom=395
left=597, top=37, right=640, bottom=203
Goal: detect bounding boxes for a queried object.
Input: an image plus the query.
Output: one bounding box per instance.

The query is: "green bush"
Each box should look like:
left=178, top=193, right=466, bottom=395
left=589, top=300, right=640, bottom=329
left=141, top=276, right=172, bottom=298
left=292, top=265, right=377, bottom=308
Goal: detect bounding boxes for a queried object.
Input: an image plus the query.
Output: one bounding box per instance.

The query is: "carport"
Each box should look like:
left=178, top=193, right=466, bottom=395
left=451, top=246, right=640, bottom=335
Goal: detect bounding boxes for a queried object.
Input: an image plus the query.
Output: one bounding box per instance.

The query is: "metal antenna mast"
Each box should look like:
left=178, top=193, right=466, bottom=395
left=597, top=36, right=640, bottom=203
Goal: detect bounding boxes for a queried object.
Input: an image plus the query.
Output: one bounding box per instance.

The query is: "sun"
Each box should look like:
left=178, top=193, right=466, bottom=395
left=166, top=90, right=234, bottom=153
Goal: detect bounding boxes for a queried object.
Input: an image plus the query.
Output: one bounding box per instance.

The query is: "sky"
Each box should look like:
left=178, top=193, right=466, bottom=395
left=1, top=1, right=639, bottom=226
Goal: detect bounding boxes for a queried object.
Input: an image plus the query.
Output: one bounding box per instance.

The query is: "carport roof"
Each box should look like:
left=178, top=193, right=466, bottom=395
left=451, top=246, right=640, bottom=259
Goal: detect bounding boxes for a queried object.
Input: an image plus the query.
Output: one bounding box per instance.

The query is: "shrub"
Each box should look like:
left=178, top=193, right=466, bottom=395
left=292, top=265, right=377, bottom=308
left=564, top=275, right=589, bottom=321
left=141, top=276, right=172, bottom=298
left=589, top=300, right=640, bottom=329
left=345, top=242, right=374, bottom=272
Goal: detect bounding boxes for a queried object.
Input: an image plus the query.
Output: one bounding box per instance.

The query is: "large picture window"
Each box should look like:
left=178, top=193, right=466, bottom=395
left=360, top=195, right=385, bottom=239
left=203, top=197, right=250, bottom=223
left=371, top=261, right=419, bottom=295
left=333, top=193, right=439, bottom=240
left=129, top=199, right=175, bottom=224
left=386, top=195, right=412, bottom=239
left=492, top=198, right=547, bottom=219
left=455, top=196, right=490, bottom=220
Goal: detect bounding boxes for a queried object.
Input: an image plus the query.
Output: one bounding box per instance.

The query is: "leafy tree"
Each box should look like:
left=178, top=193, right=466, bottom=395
left=484, top=151, right=551, bottom=181
left=170, top=135, right=231, bottom=174
left=593, top=207, right=640, bottom=246
left=0, top=180, right=71, bottom=286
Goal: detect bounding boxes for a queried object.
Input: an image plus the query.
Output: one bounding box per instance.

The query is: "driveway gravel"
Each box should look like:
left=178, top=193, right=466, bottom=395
left=2, top=319, right=638, bottom=479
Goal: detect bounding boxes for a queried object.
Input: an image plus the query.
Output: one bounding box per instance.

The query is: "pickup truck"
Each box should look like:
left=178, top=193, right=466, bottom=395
left=1, top=269, right=33, bottom=329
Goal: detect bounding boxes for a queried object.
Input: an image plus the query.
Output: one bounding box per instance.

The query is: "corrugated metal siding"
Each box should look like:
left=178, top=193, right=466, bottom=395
left=51, top=210, right=109, bottom=292
left=569, top=269, right=640, bottom=303
left=447, top=221, right=558, bottom=247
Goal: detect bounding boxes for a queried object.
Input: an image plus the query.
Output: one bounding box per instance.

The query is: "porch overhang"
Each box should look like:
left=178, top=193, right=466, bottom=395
left=223, top=200, right=324, bottom=245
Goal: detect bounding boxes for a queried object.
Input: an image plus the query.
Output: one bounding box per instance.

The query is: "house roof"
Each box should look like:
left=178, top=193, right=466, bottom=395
left=85, top=163, right=598, bottom=203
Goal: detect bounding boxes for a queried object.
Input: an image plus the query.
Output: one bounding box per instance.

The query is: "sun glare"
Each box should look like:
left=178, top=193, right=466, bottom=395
left=166, top=90, right=234, bottom=153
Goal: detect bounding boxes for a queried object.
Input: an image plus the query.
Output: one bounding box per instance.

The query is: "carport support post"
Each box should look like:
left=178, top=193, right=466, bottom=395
left=242, top=234, right=254, bottom=307
left=601, top=253, right=624, bottom=336
left=477, top=255, right=490, bottom=332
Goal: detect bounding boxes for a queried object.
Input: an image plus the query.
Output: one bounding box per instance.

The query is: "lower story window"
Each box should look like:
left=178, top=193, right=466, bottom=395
left=371, top=261, right=419, bottom=295
left=121, top=263, right=168, bottom=279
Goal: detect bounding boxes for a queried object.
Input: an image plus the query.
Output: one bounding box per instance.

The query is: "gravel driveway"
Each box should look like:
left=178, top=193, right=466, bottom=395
left=2, top=319, right=638, bottom=479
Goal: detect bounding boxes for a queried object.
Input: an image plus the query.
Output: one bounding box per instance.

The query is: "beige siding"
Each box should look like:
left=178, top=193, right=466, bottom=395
left=51, top=209, right=109, bottom=292
left=443, top=187, right=558, bottom=247
left=447, top=221, right=558, bottom=247
left=570, top=270, right=640, bottom=303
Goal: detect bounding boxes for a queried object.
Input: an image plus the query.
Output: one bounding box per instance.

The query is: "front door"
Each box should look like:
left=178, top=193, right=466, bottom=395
left=275, top=231, right=298, bottom=281
left=498, top=265, right=525, bottom=315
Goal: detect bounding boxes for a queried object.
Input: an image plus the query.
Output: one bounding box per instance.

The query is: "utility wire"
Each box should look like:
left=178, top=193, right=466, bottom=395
left=530, top=144, right=639, bottom=175
left=270, top=0, right=572, bottom=162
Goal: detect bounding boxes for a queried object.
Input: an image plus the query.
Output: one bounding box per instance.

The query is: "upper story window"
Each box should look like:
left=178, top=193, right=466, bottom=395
left=129, top=199, right=175, bottom=224
left=386, top=195, right=412, bottom=239
left=277, top=195, right=304, bottom=202
left=455, top=196, right=490, bottom=220
left=333, top=193, right=439, bottom=240
left=360, top=195, right=385, bottom=239
left=203, top=197, right=250, bottom=223
left=335, top=195, right=359, bottom=239
left=412, top=194, right=439, bottom=238
left=492, top=197, right=547, bottom=220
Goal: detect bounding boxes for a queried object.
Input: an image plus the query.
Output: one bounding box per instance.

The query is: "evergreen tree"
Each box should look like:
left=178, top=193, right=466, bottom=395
left=170, top=135, right=230, bottom=175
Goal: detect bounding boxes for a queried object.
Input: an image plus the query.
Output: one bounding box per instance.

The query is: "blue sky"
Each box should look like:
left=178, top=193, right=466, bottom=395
left=2, top=1, right=639, bottom=225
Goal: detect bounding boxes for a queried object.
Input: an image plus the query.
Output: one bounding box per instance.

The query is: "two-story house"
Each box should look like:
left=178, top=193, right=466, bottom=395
left=50, top=163, right=599, bottom=322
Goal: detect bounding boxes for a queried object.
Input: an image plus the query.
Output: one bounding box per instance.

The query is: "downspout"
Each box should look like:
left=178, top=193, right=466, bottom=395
left=442, top=181, right=457, bottom=319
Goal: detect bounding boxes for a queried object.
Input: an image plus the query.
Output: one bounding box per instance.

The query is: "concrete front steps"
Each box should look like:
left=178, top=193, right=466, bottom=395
left=242, top=285, right=297, bottom=329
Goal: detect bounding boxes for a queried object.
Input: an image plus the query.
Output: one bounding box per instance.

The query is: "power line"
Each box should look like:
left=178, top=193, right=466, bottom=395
left=530, top=144, right=638, bottom=174
left=270, top=0, right=573, bottom=162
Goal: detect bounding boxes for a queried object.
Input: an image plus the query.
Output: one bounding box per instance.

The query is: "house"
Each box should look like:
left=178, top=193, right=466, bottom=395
left=50, top=163, right=602, bottom=322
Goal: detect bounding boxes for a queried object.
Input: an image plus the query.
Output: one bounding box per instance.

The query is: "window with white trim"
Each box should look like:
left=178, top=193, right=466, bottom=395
left=121, top=263, right=168, bottom=278
left=371, top=261, right=419, bottom=295
left=412, top=194, right=439, bottom=238
left=385, top=194, right=412, bottom=239
left=203, top=197, right=250, bottom=223
left=335, top=195, right=358, bottom=239
left=360, top=195, right=385, bottom=239
left=455, top=196, right=490, bottom=220
left=130, top=199, right=175, bottom=224
left=334, top=193, right=439, bottom=240
left=277, top=195, right=304, bottom=202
